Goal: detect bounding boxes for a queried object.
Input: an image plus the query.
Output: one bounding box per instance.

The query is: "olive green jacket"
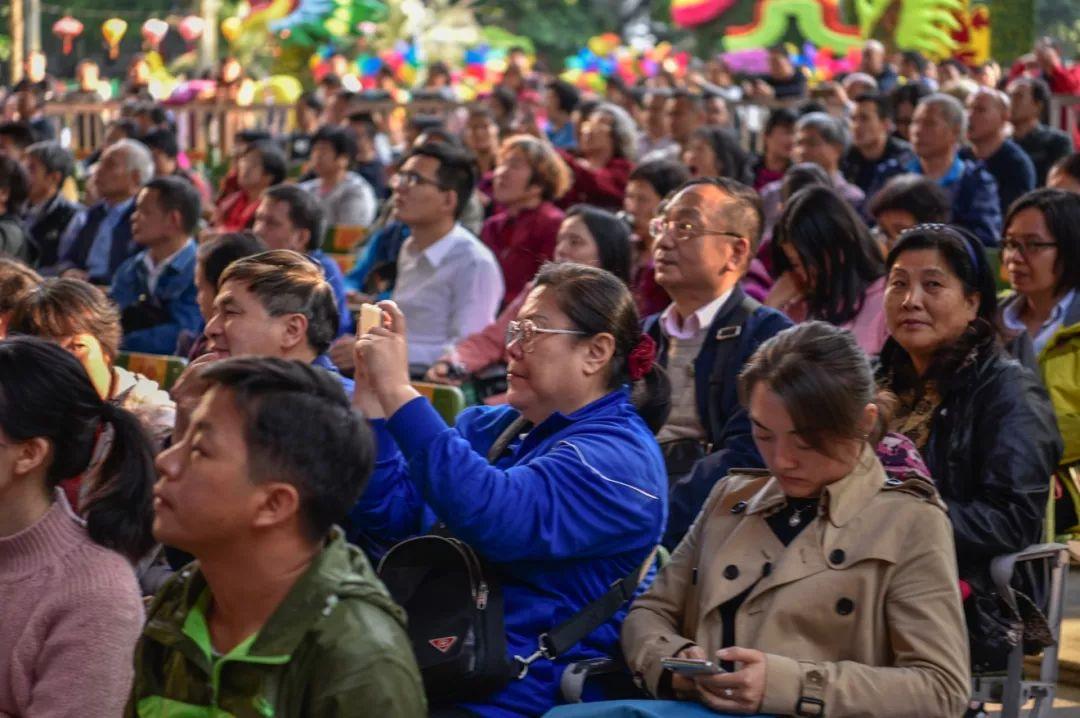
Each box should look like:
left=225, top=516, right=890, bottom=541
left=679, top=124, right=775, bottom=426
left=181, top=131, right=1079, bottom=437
left=125, top=529, right=426, bottom=718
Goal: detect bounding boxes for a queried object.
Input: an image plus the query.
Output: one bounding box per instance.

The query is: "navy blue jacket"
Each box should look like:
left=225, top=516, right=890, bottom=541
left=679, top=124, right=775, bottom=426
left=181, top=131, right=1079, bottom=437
left=60, top=199, right=138, bottom=283
left=644, top=285, right=793, bottom=547
left=350, top=390, right=666, bottom=718
left=110, top=240, right=202, bottom=355
left=870, top=154, right=1002, bottom=247
left=961, top=140, right=1036, bottom=218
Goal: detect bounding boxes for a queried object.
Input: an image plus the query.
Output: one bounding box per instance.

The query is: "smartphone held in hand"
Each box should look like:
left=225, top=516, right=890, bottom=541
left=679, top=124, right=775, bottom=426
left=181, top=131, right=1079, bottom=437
left=661, top=657, right=725, bottom=675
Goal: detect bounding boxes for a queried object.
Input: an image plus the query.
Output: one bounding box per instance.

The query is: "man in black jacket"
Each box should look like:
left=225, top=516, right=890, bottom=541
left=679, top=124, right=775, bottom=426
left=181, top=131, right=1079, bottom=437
left=21, top=141, right=83, bottom=272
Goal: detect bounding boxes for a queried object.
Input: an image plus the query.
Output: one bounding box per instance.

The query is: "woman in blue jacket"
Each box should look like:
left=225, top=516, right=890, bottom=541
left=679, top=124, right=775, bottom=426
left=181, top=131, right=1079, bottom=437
left=351, top=262, right=670, bottom=718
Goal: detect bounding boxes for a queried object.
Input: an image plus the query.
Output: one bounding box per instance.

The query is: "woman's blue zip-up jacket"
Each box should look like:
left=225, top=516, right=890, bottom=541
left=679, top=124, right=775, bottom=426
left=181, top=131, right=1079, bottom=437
left=349, top=389, right=667, bottom=718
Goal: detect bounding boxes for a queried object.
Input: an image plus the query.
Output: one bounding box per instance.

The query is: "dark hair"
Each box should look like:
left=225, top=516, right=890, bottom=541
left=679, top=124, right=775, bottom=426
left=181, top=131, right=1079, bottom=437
left=219, top=250, right=339, bottom=354
left=0, top=155, right=29, bottom=211
left=199, top=357, right=374, bottom=541
left=198, top=232, right=268, bottom=289
left=890, top=83, right=931, bottom=117
left=140, top=128, right=179, bottom=159
left=0, top=258, right=42, bottom=314
left=490, top=86, right=517, bottom=116
left=774, top=186, right=886, bottom=324
left=346, top=112, right=378, bottom=141
left=883, top=224, right=999, bottom=387
left=236, top=129, right=272, bottom=145
left=9, top=278, right=123, bottom=360
left=565, top=205, right=633, bottom=283
left=1004, top=188, right=1080, bottom=294
left=628, top=159, right=691, bottom=200
left=0, top=122, right=36, bottom=150
left=690, top=125, right=752, bottom=185
left=263, top=184, right=326, bottom=251
left=854, top=92, right=891, bottom=121
left=738, top=321, right=891, bottom=457
left=533, top=262, right=670, bottom=432
left=868, top=173, right=952, bottom=223
left=142, top=176, right=202, bottom=234
left=670, top=88, right=705, bottom=111
left=106, top=118, right=140, bottom=140
left=244, top=140, right=288, bottom=186
left=134, top=103, right=169, bottom=128
left=576, top=99, right=601, bottom=122
left=1050, top=152, right=1080, bottom=185
left=319, top=73, right=343, bottom=89
left=311, top=124, right=358, bottom=161
left=1027, top=77, right=1052, bottom=121
left=780, top=162, right=832, bottom=202
left=0, top=336, right=156, bottom=561
left=408, top=141, right=478, bottom=219
left=25, top=141, right=74, bottom=181
left=299, top=91, right=324, bottom=113
left=765, top=107, right=798, bottom=135
left=675, top=176, right=765, bottom=252
left=547, top=79, right=581, bottom=114
left=901, top=50, right=928, bottom=74
left=409, top=114, right=446, bottom=135
left=768, top=44, right=790, bottom=58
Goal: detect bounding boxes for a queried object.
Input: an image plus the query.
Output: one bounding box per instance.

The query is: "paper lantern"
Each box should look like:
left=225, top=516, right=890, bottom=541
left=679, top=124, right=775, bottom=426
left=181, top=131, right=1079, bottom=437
left=52, top=16, right=84, bottom=55
left=178, top=15, right=206, bottom=45
left=221, top=17, right=242, bottom=44
left=102, top=18, right=128, bottom=59
left=141, top=19, right=169, bottom=51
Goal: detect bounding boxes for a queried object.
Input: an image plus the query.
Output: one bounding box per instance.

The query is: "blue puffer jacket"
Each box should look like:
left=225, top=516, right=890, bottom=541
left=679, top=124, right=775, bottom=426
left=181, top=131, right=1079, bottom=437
left=349, top=390, right=667, bottom=718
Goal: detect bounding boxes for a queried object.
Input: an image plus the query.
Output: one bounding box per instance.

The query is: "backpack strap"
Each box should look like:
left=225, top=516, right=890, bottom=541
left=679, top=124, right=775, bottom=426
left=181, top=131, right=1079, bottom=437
left=704, top=294, right=760, bottom=445
left=513, top=546, right=659, bottom=678
left=486, top=414, right=532, bottom=464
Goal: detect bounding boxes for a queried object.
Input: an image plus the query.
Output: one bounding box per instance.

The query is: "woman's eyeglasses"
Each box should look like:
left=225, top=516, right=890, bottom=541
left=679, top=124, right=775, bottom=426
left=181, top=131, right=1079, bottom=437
left=648, top=217, right=745, bottom=243
left=505, top=319, right=587, bottom=353
left=1000, top=237, right=1057, bottom=259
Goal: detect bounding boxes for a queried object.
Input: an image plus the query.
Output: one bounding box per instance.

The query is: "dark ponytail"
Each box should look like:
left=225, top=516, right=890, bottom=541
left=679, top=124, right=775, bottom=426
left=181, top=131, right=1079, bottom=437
left=534, top=262, right=671, bottom=432
left=0, top=337, right=156, bottom=562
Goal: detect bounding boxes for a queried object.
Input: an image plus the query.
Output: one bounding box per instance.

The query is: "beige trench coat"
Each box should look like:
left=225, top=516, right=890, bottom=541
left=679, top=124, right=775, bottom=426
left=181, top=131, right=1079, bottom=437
left=622, top=447, right=970, bottom=717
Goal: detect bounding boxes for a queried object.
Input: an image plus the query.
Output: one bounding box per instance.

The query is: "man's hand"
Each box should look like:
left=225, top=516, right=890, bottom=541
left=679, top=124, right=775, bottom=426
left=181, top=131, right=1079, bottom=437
left=329, top=335, right=357, bottom=373
left=423, top=360, right=464, bottom=386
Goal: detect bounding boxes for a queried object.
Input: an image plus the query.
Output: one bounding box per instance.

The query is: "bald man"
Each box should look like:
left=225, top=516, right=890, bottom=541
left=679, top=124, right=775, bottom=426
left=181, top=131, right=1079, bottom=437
left=965, top=87, right=1036, bottom=216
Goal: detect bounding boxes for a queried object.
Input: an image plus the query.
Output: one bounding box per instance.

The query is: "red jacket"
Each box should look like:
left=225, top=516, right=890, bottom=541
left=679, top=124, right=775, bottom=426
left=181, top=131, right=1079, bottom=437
left=480, top=202, right=564, bottom=306
left=1044, top=62, right=1080, bottom=147
left=558, top=152, right=632, bottom=211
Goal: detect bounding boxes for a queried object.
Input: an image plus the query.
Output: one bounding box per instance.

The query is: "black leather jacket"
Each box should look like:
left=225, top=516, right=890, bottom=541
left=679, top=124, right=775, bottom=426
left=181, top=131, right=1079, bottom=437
left=878, top=339, right=1063, bottom=584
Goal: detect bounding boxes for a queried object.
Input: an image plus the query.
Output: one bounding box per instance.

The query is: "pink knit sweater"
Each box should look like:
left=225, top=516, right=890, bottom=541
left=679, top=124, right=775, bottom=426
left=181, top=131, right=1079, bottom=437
left=0, top=491, right=144, bottom=717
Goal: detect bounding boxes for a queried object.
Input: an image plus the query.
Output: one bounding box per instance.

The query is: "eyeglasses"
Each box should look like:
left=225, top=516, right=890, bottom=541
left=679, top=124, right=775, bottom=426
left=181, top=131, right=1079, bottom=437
left=391, top=171, right=444, bottom=190
left=505, top=319, right=587, bottom=352
left=648, top=216, right=745, bottom=243
left=1001, top=237, right=1058, bottom=258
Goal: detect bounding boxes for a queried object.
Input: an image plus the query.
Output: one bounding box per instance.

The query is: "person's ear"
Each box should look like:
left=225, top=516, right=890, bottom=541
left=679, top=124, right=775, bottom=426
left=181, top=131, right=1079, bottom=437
left=860, top=402, right=880, bottom=440
left=13, top=436, right=50, bottom=476
left=580, top=332, right=616, bottom=378
left=293, top=228, right=311, bottom=253
left=443, top=188, right=459, bottom=217
left=279, top=313, right=310, bottom=353
left=251, top=482, right=302, bottom=531
left=963, top=291, right=980, bottom=320
left=725, top=236, right=751, bottom=274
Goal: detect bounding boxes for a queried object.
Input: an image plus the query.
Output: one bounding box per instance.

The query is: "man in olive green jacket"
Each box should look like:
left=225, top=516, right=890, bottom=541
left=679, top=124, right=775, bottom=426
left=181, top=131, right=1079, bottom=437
left=127, top=357, right=425, bottom=718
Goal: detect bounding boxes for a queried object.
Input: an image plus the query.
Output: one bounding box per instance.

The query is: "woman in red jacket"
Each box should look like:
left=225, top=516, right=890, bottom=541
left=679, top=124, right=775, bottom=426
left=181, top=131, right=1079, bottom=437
left=559, top=102, right=636, bottom=211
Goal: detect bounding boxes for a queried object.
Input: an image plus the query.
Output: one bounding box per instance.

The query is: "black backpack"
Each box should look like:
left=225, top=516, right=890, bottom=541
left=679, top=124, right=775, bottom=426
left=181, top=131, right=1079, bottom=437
left=376, top=415, right=655, bottom=706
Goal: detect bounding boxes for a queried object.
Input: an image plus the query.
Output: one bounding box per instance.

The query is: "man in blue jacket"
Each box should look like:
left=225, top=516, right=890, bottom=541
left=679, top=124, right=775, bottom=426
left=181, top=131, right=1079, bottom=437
left=869, top=92, right=1002, bottom=247
left=111, top=176, right=202, bottom=355
left=644, top=177, right=793, bottom=548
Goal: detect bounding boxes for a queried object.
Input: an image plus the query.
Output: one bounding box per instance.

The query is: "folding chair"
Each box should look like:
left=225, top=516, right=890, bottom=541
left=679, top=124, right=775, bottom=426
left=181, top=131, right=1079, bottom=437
left=411, top=381, right=468, bottom=425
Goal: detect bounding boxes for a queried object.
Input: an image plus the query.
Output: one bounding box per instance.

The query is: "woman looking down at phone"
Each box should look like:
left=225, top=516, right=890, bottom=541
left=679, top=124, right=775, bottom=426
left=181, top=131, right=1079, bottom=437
left=621, top=322, right=969, bottom=717
left=350, top=263, right=669, bottom=717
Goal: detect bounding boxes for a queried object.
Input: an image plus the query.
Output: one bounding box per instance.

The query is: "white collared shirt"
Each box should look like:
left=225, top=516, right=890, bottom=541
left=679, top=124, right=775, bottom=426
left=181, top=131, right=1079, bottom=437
left=140, top=240, right=193, bottom=295
left=659, top=288, right=734, bottom=341
left=1002, top=289, right=1077, bottom=355
left=393, top=223, right=505, bottom=366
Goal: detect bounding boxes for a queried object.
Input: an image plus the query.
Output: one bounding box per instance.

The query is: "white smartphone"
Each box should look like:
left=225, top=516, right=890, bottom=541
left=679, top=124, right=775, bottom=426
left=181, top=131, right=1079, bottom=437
left=661, top=657, right=725, bottom=675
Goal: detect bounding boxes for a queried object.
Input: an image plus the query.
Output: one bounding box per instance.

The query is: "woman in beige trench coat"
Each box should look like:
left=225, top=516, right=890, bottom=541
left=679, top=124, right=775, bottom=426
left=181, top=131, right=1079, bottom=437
left=622, top=322, right=970, bottom=718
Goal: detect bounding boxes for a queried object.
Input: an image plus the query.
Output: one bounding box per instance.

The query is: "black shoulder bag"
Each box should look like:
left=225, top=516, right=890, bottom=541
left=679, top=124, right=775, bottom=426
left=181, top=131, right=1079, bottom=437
left=377, top=415, right=656, bottom=706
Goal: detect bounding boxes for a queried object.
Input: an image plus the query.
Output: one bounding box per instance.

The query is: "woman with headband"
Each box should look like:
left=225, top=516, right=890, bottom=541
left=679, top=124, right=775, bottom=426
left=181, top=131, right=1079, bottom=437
left=876, top=223, right=1062, bottom=674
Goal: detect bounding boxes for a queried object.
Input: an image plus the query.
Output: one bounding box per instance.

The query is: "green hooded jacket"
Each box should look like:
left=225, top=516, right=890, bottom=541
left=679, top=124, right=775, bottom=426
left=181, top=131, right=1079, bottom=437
left=125, top=528, right=426, bottom=718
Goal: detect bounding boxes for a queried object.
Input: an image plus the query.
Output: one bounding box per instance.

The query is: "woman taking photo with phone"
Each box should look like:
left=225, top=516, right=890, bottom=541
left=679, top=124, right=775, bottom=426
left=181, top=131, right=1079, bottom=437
left=620, top=322, right=969, bottom=717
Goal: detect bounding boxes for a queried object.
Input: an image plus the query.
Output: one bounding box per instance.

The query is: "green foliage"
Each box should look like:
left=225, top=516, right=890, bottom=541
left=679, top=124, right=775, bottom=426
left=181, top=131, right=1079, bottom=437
left=1037, top=0, right=1080, bottom=56
left=990, top=0, right=1035, bottom=65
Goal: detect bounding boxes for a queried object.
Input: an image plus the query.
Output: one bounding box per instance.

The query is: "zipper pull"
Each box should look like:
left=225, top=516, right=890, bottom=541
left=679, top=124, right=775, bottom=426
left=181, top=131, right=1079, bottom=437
left=477, top=581, right=489, bottom=610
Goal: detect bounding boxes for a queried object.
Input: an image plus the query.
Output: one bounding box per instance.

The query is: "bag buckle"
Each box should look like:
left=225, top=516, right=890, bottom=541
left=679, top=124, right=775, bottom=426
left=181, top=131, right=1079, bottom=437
left=513, top=633, right=555, bottom=679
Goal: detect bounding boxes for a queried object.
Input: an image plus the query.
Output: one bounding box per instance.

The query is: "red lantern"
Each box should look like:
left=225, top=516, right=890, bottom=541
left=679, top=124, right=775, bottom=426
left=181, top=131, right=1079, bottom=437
left=178, top=15, right=206, bottom=45
left=141, top=19, right=169, bottom=51
left=52, top=16, right=85, bottom=55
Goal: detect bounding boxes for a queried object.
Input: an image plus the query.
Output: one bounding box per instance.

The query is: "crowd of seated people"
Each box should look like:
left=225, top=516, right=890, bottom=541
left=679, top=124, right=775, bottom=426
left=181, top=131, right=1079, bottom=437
left=0, top=38, right=1079, bottom=718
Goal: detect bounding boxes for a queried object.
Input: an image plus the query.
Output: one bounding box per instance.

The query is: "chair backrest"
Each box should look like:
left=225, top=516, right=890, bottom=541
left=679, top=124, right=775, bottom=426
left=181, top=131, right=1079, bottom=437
left=411, top=381, right=468, bottom=425
left=115, top=351, right=188, bottom=391
left=322, top=225, right=368, bottom=254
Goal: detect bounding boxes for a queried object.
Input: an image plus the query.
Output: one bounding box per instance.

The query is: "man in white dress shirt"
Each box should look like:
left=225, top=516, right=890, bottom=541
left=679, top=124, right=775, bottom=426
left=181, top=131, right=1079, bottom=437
left=390, top=142, right=504, bottom=372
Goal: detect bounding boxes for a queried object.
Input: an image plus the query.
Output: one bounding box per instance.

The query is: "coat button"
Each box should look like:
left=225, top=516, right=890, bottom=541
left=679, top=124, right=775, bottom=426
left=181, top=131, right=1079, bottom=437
left=723, top=564, right=739, bottom=580
left=730, top=501, right=747, bottom=514
left=829, top=549, right=846, bottom=565
left=762, top=562, right=772, bottom=577
left=836, top=597, right=855, bottom=615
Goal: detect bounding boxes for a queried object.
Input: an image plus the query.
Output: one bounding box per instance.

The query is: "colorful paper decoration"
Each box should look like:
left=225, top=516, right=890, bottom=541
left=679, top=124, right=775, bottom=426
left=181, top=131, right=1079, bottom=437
left=52, top=16, right=84, bottom=55
left=221, top=16, right=243, bottom=44
left=102, top=18, right=128, bottom=59
left=178, top=15, right=207, bottom=45
left=141, top=19, right=170, bottom=51
left=672, top=0, right=737, bottom=28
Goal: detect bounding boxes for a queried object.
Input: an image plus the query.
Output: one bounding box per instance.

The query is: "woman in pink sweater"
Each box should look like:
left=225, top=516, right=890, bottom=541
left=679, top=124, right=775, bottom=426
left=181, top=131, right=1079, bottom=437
left=0, top=336, right=154, bottom=718
left=424, top=205, right=633, bottom=393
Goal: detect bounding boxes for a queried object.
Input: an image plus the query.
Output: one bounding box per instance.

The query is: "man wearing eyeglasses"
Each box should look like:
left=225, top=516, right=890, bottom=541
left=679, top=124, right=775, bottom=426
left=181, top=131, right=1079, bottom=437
left=644, top=177, right=792, bottom=548
left=389, top=142, right=504, bottom=373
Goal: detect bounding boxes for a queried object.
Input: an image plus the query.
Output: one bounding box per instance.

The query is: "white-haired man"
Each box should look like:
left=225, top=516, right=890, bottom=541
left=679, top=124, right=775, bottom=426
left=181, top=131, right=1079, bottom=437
left=860, top=40, right=898, bottom=93
left=59, top=138, right=154, bottom=284
left=965, top=87, right=1036, bottom=216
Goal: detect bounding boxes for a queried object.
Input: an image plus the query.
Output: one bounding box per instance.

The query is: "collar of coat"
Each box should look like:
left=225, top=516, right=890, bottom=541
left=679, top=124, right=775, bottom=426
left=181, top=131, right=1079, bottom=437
left=743, top=444, right=889, bottom=528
